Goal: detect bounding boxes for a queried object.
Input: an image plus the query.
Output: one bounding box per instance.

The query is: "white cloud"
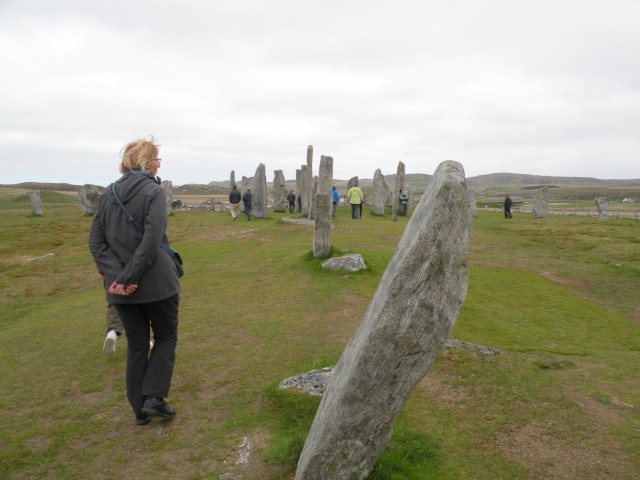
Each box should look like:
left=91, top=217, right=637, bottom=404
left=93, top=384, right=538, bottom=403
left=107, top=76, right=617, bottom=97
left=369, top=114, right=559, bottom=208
left=0, top=0, right=638, bottom=185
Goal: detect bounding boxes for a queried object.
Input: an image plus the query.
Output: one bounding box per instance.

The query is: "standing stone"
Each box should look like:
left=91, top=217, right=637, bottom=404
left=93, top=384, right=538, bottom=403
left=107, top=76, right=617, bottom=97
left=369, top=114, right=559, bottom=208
left=468, top=186, right=477, bottom=217
left=161, top=180, right=173, bottom=215
left=392, top=161, right=405, bottom=221
left=78, top=184, right=100, bottom=216
left=313, top=155, right=333, bottom=258
left=273, top=170, right=286, bottom=212
left=371, top=169, right=386, bottom=215
left=295, top=160, right=472, bottom=480
left=308, top=176, right=318, bottom=221
left=295, top=169, right=302, bottom=212
left=532, top=187, right=549, bottom=219
left=305, top=145, right=314, bottom=215
left=301, top=165, right=310, bottom=216
left=252, top=164, right=268, bottom=219
left=595, top=197, right=608, bottom=219
left=347, top=176, right=359, bottom=189
left=28, top=190, right=44, bottom=216
left=230, top=170, right=236, bottom=190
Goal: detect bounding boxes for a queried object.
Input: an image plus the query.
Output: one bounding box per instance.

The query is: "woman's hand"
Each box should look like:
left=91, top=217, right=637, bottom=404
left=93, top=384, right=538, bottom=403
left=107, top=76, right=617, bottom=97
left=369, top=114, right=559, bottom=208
left=108, top=281, right=138, bottom=296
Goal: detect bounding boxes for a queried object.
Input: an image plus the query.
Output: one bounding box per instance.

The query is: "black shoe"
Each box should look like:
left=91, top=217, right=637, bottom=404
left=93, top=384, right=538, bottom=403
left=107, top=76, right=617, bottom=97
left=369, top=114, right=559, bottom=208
left=140, top=397, right=176, bottom=419
left=136, top=414, right=151, bottom=425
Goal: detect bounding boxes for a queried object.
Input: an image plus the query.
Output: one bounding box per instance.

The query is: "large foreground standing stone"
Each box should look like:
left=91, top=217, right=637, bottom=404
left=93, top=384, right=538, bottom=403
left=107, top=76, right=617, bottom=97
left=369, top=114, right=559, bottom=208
left=295, top=160, right=472, bottom=480
left=532, top=187, right=549, bottom=218
left=78, top=184, right=100, bottom=215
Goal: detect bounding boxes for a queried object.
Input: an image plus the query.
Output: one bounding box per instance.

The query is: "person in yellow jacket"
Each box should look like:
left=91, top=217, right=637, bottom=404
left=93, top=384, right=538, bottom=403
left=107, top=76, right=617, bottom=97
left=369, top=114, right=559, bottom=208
left=347, top=183, right=364, bottom=220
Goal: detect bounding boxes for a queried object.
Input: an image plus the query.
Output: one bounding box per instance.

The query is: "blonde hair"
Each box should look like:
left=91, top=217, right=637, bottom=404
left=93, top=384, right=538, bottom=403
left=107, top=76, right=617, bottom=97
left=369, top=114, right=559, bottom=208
left=119, top=136, right=159, bottom=174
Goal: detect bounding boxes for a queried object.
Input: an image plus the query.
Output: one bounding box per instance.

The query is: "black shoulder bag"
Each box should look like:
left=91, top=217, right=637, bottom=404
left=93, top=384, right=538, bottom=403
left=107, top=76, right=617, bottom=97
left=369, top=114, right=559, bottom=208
left=110, top=184, right=184, bottom=278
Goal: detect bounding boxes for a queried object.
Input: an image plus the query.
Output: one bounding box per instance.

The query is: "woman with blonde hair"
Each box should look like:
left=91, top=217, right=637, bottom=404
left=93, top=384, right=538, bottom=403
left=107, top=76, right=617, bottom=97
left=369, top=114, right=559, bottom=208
left=90, top=136, right=181, bottom=425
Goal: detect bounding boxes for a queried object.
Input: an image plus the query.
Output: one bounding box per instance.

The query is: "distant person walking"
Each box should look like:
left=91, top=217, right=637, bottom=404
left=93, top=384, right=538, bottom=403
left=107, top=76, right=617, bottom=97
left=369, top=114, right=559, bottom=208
left=89, top=136, right=180, bottom=426
left=332, top=186, right=339, bottom=217
left=287, top=190, right=296, bottom=214
left=242, top=188, right=253, bottom=221
left=347, top=183, right=364, bottom=220
left=399, top=189, right=408, bottom=216
left=229, top=184, right=241, bottom=221
left=504, top=194, right=513, bottom=219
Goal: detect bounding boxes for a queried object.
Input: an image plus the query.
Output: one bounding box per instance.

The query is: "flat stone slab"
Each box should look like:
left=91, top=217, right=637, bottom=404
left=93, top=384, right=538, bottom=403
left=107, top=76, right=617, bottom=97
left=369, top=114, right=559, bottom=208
left=322, top=254, right=366, bottom=272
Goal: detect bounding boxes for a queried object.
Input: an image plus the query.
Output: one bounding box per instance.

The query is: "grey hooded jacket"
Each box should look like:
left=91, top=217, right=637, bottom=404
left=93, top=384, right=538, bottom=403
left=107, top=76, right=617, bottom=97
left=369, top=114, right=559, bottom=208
left=89, top=171, right=181, bottom=304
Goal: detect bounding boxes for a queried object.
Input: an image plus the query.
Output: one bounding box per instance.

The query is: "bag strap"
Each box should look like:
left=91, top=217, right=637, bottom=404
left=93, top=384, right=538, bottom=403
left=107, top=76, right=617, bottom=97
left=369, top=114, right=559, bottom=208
left=110, top=184, right=174, bottom=256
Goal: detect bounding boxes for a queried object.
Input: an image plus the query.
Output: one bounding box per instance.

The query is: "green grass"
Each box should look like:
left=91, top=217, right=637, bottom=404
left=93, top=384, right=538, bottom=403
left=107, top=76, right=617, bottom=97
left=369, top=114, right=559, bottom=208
left=1, top=188, right=639, bottom=479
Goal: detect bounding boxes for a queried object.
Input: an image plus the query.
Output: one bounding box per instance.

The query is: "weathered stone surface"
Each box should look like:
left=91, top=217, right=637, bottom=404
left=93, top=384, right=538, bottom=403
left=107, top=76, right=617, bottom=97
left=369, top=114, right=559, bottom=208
left=532, top=187, right=549, bottom=219
left=595, top=197, right=608, bottom=220
left=273, top=170, right=286, bottom=212
left=468, top=186, right=477, bottom=217
left=371, top=169, right=386, bottom=215
left=252, top=164, right=267, bottom=219
left=347, top=176, right=359, bottom=189
left=300, top=165, right=310, bottom=216
left=161, top=180, right=173, bottom=215
left=280, top=367, right=335, bottom=396
left=78, top=184, right=100, bottom=215
left=392, top=161, right=405, bottom=221
left=296, top=160, right=472, bottom=480
left=322, top=254, right=367, bottom=272
left=230, top=170, right=236, bottom=190
left=28, top=190, right=44, bottom=216
left=308, top=176, right=318, bottom=221
left=295, top=169, right=302, bottom=212
left=313, top=156, right=333, bottom=258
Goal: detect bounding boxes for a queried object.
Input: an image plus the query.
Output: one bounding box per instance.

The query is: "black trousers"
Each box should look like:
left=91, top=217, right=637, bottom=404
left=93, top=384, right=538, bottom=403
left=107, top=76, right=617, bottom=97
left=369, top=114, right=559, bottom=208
left=116, top=295, right=179, bottom=415
left=288, top=201, right=295, bottom=213
left=244, top=204, right=252, bottom=219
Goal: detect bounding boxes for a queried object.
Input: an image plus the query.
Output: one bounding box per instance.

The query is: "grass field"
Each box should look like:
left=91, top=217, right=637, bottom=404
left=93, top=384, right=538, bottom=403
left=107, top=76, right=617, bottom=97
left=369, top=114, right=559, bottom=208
left=1, top=187, right=639, bottom=479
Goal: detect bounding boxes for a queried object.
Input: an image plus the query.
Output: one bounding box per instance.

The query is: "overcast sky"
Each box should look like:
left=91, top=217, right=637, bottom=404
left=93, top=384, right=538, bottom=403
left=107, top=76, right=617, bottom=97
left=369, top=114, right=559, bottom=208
left=1, top=0, right=638, bottom=186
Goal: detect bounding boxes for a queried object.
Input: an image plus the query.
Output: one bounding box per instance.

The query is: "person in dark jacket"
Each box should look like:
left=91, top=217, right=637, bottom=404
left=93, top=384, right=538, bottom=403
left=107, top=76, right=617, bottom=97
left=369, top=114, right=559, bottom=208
left=229, top=185, right=241, bottom=221
left=89, top=136, right=180, bottom=426
left=287, top=190, right=296, bottom=214
left=242, top=188, right=253, bottom=221
left=504, top=194, right=513, bottom=219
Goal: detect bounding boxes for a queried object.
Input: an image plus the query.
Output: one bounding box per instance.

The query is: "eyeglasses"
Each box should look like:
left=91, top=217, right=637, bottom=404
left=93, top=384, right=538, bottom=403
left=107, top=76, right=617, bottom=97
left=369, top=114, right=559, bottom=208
left=155, top=158, right=162, bottom=165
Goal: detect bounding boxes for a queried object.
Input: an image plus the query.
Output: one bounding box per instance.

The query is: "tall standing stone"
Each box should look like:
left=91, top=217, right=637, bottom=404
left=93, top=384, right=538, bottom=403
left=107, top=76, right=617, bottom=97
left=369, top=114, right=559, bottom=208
left=230, top=170, right=236, bottom=190
left=305, top=145, right=314, bottom=215
left=392, top=161, right=405, bottom=221
left=78, top=184, right=100, bottom=216
left=313, top=155, right=333, bottom=258
left=273, top=170, right=286, bottom=212
left=347, top=176, right=359, bottom=189
left=468, top=186, right=477, bottom=217
left=252, top=164, right=267, bottom=219
left=595, top=197, right=608, bottom=219
left=308, top=176, right=318, bottom=221
left=301, top=165, right=310, bottom=216
left=295, top=169, right=302, bottom=212
left=371, top=169, right=386, bottom=215
left=295, top=160, right=472, bottom=480
left=161, top=180, right=173, bottom=215
left=532, top=187, right=549, bottom=219
left=28, top=190, right=44, bottom=216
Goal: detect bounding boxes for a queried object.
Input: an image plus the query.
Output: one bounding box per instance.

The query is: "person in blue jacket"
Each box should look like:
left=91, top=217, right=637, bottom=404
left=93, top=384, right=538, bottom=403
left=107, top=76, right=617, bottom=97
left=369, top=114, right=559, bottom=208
left=332, top=186, right=340, bottom=217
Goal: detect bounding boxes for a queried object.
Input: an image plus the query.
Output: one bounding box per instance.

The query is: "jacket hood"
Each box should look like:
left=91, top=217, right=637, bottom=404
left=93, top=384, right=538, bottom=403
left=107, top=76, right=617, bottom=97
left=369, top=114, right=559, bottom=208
left=109, top=171, right=158, bottom=205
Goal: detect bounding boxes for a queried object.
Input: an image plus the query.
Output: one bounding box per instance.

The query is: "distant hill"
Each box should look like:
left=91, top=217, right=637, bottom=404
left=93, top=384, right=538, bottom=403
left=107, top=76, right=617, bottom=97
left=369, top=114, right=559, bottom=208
left=2, top=173, right=639, bottom=198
